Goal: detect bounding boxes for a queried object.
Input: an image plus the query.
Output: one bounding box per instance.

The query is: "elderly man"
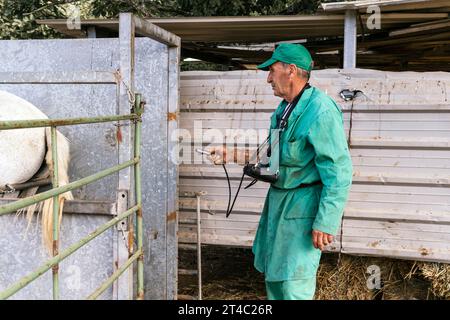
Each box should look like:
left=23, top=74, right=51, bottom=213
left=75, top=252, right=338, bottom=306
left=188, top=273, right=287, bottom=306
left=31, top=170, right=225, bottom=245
left=210, top=43, right=353, bottom=300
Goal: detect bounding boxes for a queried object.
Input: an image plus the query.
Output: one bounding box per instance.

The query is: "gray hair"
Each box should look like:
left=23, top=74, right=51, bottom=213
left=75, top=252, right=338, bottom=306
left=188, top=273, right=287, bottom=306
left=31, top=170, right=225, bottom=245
left=280, top=62, right=310, bottom=80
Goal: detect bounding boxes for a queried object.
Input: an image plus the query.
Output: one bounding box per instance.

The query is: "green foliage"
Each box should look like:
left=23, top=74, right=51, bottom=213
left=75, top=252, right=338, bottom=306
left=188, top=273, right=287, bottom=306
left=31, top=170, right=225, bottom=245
left=0, top=0, right=96, bottom=39
left=1, top=0, right=60, bottom=39
left=177, top=0, right=322, bottom=16
left=89, top=0, right=181, bottom=18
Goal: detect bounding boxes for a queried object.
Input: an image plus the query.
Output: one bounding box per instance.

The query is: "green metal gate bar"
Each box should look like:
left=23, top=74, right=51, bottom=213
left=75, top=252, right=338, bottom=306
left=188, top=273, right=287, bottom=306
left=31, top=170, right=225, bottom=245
left=50, top=126, right=60, bottom=300
left=0, top=114, right=138, bottom=130
left=0, top=205, right=139, bottom=300
left=87, top=249, right=142, bottom=300
left=0, top=93, right=145, bottom=300
left=133, top=93, right=144, bottom=300
left=0, top=158, right=138, bottom=216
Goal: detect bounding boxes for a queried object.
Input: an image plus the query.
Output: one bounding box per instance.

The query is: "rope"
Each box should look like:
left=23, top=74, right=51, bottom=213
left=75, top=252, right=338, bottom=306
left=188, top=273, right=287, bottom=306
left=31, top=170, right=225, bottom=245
left=114, top=69, right=136, bottom=107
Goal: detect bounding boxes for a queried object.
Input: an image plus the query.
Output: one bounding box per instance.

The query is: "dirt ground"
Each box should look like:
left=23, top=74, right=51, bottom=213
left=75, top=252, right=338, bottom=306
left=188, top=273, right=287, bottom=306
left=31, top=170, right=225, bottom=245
left=178, top=245, right=267, bottom=300
left=178, top=245, right=439, bottom=300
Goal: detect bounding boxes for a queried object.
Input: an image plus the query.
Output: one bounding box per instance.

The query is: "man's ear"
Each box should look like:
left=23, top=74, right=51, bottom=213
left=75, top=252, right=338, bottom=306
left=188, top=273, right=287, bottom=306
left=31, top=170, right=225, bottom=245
left=289, top=64, right=297, bottom=77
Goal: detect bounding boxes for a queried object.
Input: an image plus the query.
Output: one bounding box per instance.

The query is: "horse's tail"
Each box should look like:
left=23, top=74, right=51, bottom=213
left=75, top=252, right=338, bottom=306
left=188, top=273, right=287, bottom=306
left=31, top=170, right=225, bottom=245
left=20, top=129, right=73, bottom=254
left=42, top=128, right=73, bottom=253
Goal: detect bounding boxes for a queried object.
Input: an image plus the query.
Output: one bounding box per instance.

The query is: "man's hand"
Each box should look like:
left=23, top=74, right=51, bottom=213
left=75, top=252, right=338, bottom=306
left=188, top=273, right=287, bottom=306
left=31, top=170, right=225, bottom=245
left=206, top=146, right=228, bottom=165
left=312, top=230, right=334, bottom=251
left=205, top=146, right=249, bottom=165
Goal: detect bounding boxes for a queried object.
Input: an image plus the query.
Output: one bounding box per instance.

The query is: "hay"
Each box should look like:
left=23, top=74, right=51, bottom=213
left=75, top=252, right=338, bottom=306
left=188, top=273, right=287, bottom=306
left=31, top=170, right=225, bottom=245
left=418, top=262, right=450, bottom=299
left=316, top=254, right=372, bottom=300
left=178, top=247, right=447, bottom=300
left=316, top=254, right=430, bottom=300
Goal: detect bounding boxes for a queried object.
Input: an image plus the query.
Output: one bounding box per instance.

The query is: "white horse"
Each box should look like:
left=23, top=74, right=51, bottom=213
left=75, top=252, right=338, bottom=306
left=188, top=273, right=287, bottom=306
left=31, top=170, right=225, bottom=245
left=0, top=90, right=72, bottom=253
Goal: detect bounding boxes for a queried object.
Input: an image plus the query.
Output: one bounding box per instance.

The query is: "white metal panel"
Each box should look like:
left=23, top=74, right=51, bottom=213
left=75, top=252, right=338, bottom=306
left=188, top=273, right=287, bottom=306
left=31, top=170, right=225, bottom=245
left=179, top=69, right=450, bottom=263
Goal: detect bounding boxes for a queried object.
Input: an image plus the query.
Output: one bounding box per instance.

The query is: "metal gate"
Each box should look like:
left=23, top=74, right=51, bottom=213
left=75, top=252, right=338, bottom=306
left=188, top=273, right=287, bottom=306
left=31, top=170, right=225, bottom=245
left=0, top=13, right=180, bottom=300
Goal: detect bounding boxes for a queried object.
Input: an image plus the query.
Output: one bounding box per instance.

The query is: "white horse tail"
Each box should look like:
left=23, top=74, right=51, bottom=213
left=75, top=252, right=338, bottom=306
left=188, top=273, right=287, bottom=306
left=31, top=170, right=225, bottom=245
left=36, top=128, right=73, bottom=253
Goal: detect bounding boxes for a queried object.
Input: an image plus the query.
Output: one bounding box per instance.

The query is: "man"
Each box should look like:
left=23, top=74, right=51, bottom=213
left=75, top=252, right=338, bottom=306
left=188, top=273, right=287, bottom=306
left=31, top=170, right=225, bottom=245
left=209, top=43, right=353, bottom=300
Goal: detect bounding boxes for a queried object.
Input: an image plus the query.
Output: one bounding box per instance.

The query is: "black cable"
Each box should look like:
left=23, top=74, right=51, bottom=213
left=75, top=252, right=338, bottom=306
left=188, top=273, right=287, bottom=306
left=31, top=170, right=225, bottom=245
left=347, top=99, right=355, bottom=148
left=244, top=179, right=257, bottom=189
left=226, top=172, right=245, bottom=218
left=222, top=163, right=232, bottom=216
left=222, top=162, right=246, bottom=218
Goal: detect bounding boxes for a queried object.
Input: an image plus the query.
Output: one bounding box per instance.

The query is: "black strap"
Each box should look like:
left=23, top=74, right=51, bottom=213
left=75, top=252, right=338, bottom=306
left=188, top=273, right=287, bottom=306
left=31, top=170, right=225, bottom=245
left=269, top=83, right=311, bottom=156
left=271, top=180, right=322, bottom=191
left=277, top=83, right=311, bottom=131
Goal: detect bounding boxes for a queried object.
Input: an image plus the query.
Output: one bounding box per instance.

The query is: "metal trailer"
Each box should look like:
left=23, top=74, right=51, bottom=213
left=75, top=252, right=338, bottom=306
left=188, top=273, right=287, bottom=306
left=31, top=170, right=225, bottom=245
left=0, top=13, right=180, bottom=300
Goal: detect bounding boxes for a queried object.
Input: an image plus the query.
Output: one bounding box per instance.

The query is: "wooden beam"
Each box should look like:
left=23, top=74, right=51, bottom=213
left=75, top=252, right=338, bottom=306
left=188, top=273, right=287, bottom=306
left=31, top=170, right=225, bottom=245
left=389, top=19, right=450, bottom=36
left=133, top=15, right=181, bottom=47
left=321, top=0, right=450, bottom=12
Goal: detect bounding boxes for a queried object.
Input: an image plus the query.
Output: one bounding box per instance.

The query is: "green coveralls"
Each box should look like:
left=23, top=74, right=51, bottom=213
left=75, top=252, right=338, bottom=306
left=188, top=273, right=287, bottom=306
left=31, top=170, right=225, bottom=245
left=252, top=85, right=353, bottom=300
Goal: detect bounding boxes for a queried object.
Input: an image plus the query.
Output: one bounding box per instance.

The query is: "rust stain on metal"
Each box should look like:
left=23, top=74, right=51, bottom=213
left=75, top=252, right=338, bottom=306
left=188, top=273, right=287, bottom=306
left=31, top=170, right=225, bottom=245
left=52, top=240, right=59, bottom=272
left=137, top=291, right=145, bottom=300
left=128, top=228, right=134, bottom=254
left=52, top=240, right=59, bottom=256
left=168, top=112, right=177, bottom=121
left=116, top=125, right=123, bottom=144
left=167, top=211, right=177, bottom=222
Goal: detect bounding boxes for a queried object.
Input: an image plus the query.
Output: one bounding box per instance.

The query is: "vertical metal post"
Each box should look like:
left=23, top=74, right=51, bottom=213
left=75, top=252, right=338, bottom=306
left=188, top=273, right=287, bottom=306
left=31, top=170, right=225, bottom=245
left=50, top=126, right=60, bottom=300
left=134, top=93, right=144, bottom=300
left=116, top=12, right=135, bottom=300
left=87, top=26, right=97, bottom=38
left=166, top=42, right=181, bottom=301
left=343, top=9, right=357, bottom=69
left=196, top=194, right=202, bottom=300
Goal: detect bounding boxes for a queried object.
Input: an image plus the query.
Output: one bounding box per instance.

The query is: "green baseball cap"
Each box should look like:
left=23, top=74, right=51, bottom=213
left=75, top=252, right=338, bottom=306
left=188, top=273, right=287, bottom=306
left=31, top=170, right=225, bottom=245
left=257, top=43, right=313, bottom=72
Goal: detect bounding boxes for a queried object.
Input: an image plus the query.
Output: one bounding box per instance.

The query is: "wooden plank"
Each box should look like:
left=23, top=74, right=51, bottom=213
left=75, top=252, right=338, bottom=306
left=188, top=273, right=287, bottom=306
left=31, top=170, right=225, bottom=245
left=133, top=16, right=180, bottom=47
left=341, top=246, right=450, bottom=263
left=389, top=19, right=450, bottom=37
left=321, top=0, right=449, bottom=12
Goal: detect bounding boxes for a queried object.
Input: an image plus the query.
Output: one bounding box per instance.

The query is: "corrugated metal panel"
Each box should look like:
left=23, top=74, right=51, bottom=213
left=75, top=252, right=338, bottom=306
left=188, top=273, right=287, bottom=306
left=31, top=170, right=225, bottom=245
left=179, top=68, right=450, bottom=263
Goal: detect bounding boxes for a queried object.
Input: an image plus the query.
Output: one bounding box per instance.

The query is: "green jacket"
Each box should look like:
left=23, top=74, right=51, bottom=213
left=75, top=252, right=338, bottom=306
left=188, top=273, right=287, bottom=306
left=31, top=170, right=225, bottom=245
left=252, top=85, right=353, bottom=281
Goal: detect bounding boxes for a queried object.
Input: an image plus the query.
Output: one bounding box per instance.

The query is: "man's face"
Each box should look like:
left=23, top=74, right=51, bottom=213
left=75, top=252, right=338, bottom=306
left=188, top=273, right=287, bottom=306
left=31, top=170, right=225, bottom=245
left=267, top=62, right=291, bottom=98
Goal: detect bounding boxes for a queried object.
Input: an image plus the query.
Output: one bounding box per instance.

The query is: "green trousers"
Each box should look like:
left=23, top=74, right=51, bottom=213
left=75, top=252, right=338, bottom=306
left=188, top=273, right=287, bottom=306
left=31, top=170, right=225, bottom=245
left=265, top=277, right=316, bottom=300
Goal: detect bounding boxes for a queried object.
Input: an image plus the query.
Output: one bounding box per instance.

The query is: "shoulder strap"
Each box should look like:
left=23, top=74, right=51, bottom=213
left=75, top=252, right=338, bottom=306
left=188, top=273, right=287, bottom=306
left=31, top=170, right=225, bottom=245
left=278, top=83, right=311, bottom=131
